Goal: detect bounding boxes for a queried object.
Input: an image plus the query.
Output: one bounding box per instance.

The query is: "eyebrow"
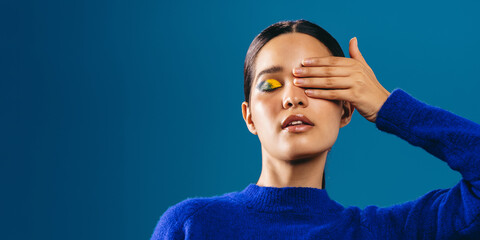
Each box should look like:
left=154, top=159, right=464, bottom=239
left=255, top=65, right=284, bottom=82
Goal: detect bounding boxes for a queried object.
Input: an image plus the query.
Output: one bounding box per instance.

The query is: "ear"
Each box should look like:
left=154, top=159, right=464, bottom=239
left=339, top=100, right=355, bottom=128
left=242, top=101, right=257, bottom=135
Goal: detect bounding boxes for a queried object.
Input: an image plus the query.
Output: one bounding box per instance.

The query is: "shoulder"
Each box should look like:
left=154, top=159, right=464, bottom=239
left=150, top=197, right=212, bottom=239
left=165, top=191, right=238, bottom=218
left=163, top=197, right=212, bottom=222
left=150, top=193, right=236, bottom=240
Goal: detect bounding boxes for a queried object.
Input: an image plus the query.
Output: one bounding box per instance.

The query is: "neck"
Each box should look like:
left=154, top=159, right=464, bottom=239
left=256, top=146, right=328, bottom=189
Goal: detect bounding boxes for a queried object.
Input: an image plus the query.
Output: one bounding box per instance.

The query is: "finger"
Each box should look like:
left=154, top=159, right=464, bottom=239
left=293, top=66, right=353, bottom=77
left=304, top=89, right=353, bottom=102
left=302, top=56, right=355, bottom=67
left=349, top=37, right=367, bottom=65
left=293, top=77, right=352, bottom=89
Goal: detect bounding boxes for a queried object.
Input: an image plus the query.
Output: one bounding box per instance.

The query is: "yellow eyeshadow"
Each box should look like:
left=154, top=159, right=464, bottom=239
left=265, top=79, right=282, bottom=89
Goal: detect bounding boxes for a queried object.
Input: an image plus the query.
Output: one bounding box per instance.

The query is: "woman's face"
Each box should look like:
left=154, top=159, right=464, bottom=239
left=242, top=32, right=353, bottom=161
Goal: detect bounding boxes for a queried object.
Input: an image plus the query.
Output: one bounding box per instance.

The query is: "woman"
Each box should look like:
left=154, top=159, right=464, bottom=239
left=151, top=19, right=480, bottom=239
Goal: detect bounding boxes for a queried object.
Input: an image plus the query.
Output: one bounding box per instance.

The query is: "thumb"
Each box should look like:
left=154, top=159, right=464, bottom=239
left=349, top=37, right=367, bottom=65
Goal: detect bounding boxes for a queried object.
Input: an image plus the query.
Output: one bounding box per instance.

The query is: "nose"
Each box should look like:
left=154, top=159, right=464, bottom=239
left=282, top=80, right=309, bottom=109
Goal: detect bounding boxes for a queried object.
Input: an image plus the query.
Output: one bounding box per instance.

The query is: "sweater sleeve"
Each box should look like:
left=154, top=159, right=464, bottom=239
left=150, top=198, right=209, bottom=240
left=361, top=88, right=480, bottom=239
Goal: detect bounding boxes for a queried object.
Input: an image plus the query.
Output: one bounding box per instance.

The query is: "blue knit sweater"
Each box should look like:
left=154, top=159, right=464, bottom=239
left=150, top=88, right=480, bottom=239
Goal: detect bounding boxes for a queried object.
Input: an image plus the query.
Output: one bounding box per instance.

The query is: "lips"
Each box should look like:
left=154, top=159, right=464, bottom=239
left=281, top=114, right=315, bottom=129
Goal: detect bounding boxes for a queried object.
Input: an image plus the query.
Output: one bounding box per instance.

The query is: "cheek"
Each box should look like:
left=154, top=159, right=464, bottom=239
left=309, top=100, right=343, bottom=126
left=250, top=97, right=280, bottom=132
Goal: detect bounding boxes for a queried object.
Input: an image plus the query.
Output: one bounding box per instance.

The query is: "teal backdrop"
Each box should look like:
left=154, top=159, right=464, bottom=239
left=2, top=0, right=480, bottom=239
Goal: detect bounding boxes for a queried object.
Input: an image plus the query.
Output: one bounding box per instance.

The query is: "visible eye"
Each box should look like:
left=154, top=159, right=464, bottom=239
left=257, top=78, right=282, bottom=92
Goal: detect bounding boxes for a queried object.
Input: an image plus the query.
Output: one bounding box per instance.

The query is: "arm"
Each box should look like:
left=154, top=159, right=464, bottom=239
left=376, top=88, right=480, bottom=183
left=362, top=88, right=480, bottom=239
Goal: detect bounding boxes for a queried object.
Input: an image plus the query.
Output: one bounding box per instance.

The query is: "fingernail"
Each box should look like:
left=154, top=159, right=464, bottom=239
left=294, top=78, right=304, bottom=84
left=293, top=68, right=303, bottom=74
left=302, top=59, right=314, bottom=65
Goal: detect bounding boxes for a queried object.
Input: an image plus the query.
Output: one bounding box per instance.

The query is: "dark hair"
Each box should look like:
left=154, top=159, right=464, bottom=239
left=243, top=19, right=345, bottom=190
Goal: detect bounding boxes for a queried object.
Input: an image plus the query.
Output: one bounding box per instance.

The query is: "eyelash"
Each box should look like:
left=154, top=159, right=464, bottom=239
left=259, top=79, right=282, bottom=92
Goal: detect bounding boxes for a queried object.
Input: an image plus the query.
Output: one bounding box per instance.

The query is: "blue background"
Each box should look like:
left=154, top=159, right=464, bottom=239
left=2, top=0, right=479, bottom=239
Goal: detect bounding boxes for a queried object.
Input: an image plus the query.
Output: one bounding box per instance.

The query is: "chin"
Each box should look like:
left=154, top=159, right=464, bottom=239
left=282, top=147, right=324, bottom=161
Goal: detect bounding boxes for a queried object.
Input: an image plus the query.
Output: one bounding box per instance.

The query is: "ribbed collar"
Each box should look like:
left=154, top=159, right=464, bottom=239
left=234, top=183, right=344, bottom=214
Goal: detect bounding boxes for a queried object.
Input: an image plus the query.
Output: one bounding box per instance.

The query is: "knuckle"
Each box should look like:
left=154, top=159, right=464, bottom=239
left=325, top=78, right=334, bottom=87
left=329, top=91, right=337, bottom=99
left=354, top=78, right=366, bottom=87
left=330, top=57, right=337, bottom=65
left=324, top=67, right=332, bottom=75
